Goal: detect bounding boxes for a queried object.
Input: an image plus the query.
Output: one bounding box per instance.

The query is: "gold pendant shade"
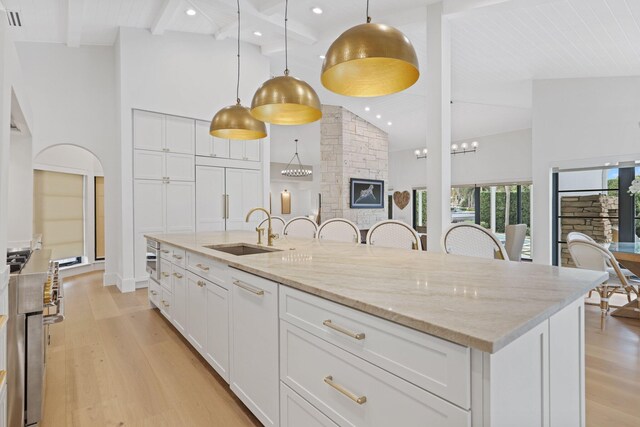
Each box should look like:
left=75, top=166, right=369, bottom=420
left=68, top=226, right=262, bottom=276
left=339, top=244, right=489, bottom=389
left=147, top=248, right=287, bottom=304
left=250, top=74, right=322, bottom=125
left=321, top=23, right=420, bottom=97
left=210, top=103, right=267, bottom=140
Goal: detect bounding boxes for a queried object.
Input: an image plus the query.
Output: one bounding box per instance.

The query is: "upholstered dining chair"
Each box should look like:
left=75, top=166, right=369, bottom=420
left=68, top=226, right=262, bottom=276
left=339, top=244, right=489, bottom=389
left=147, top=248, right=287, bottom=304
left=258, top=216, right=285, bottom=237
left=366, top=220, right=422, bottom=250
left=505, top=224, right=527, bottom=262
left=317, top=218, right=360, bottom=243
left=283, top=216, right=318, bottom=239
left=441, top=223, right=509, bottom=260
left=568, top=239, right=639, bottom=330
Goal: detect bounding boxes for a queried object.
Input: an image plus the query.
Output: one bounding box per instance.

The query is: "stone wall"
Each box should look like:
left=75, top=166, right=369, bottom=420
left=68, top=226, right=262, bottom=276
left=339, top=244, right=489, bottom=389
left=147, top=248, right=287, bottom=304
left=560, top=194, right=618, bottom=266
left=320, top=105, right=389, bottom=229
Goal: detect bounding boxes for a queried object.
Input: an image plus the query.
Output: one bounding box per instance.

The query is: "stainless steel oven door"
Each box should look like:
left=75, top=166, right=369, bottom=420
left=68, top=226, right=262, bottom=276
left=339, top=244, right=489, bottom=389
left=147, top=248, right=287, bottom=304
left=146, top=240, right=160, bottom=281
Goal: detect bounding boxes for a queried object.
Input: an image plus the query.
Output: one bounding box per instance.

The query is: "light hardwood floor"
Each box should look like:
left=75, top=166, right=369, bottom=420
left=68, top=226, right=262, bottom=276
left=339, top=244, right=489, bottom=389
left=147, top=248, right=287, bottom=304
left=42, top=272, right=639, bottom=426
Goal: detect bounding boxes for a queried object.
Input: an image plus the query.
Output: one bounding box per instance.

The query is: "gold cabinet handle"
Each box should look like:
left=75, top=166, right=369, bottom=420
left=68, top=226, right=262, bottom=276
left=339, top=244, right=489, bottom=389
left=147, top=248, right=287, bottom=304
left=322, top=320, right=365, bottom=340
left=150, top=290, right=158, bottom=296
left=162, top=272, right=170, bottom=278
left=324, top=376, right=367, bottom=405
left=161, top=249, right=170, bottom=253
left=173, top=272, right=183, bottom=279
left=225, top=194, right=230, bottom=219
left=172, top=254, right=183, bottom=260
left=197, top=280, right=206, bottom=288
left=233, top=280, right=264, bottom=296
left=195, top=263, right=210, bottom=272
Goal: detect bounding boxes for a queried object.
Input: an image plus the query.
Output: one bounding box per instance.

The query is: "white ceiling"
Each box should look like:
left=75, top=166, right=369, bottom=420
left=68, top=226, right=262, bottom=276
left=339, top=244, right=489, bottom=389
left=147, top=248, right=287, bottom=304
left=4, top=0, right=640, bottom=150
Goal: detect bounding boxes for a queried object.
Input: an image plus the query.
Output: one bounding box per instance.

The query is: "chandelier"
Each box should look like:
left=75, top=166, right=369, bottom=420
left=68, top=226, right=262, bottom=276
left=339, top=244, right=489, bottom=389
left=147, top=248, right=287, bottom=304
left=281, top=139, right=312, bottom=177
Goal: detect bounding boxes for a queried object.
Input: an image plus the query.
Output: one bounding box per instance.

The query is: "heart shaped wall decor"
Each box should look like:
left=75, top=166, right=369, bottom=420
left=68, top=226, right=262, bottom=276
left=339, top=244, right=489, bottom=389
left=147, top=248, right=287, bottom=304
left=393, top=191, right=410, bottom=210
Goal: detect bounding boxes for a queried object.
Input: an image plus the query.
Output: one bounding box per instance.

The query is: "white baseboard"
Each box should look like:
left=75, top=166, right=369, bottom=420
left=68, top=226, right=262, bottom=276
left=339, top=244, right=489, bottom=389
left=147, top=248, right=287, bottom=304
left=118, top=275, right=137, bottom=293
left=59, top=262, right=105, bottom=279
left=135, top=278, right=149, bottom=289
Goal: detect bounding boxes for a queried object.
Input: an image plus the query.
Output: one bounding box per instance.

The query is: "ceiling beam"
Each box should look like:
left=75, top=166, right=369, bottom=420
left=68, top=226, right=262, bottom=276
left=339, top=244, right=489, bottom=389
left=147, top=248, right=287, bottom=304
left=66, top=0, right=84, bottom=47
left=151, top=0, right=182, bottom=35
left=214, top=20, right=238, bottom=40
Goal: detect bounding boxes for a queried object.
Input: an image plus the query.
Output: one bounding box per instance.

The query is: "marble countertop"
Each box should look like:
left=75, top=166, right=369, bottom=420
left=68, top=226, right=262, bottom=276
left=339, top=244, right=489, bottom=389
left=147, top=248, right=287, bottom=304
left=146, top=231, right=607, bottom=353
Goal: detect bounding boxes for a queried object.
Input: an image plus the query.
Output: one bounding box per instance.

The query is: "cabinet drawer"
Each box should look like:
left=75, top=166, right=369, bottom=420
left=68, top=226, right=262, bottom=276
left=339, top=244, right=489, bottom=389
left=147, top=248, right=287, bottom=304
left=281, top=383, right=338, bottom=427
left=148, top=279, right=162, bottom=307
left=159, top=259, right=172, bottom=291
left=281, top=322, right=470, bottom=427
left=187, top=252, right=229, bottom=288
left=280, top=287, right=471, bottom=409
left=159, top=288, right=173, bottom=320
left=161, top=244, right=186, bottom=268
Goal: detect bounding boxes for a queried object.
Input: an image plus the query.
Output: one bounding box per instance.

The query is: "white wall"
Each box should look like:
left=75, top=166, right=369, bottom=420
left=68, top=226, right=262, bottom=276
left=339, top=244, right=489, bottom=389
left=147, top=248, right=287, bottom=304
left=532, top=76, right=640, bottom=264
left=16, top=42, right=119, bottom=281
left=7, top=133, right=33, bottom=247
left=389, top=128, right=532, bottom=226
left=117, top=28, right=271, bottom=289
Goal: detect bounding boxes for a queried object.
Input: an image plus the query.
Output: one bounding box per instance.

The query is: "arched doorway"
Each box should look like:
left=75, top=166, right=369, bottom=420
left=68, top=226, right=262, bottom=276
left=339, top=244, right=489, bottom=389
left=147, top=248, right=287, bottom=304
left=33, top=144, right=106, bottom=268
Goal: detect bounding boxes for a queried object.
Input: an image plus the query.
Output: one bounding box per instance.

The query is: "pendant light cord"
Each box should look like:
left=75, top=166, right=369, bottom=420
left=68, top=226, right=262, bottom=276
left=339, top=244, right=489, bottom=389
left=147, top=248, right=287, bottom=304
left=366, top=0, right=371, bottom=23
left=284, top=0, right=289, bottom=75
left=236, top=0, right=241, bottom=104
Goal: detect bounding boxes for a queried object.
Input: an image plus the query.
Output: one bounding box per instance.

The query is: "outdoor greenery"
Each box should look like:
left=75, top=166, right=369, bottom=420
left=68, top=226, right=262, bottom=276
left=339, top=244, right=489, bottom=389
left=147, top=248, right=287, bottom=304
left=479, top=186, right=531, bottom=234
left=608, top=176, right=640, bottom=238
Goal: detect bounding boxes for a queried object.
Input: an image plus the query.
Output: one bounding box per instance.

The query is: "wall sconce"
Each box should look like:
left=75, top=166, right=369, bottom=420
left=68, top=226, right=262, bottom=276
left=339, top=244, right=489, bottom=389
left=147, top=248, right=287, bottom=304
left=414, top=148, right=428, bottom=159
left=281, top=189, right=291, bottom=214
left=451, top=141, right=479, bottom=155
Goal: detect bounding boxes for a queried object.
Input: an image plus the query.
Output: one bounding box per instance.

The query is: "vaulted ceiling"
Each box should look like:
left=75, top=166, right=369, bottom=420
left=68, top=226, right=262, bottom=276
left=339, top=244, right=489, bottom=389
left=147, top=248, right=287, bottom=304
left=4, top=0, right=640, bottom=150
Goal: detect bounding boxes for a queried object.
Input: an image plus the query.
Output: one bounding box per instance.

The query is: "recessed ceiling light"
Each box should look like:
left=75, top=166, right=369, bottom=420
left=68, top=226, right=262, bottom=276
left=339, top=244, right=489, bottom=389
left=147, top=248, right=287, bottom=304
left=253, top=31, right=262, bottom=36
left=319, top=55, right=325, bottom=59
left=312, top=7, right=323, bottom=14
left=387, top=121, right=392, bottom=126
left=185, top=9, right=197, bottom=16
left=376, top=114, right=381, bottom=119
left=364, top=107, right=370, bottom=111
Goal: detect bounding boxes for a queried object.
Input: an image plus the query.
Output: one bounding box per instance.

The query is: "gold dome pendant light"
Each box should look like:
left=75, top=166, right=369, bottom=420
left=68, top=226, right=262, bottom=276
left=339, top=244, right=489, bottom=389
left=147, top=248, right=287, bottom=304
left=210, top=0, right=267, bottom=140
left=321, top=0, right=420, bottom=97
left=250, top=0, right=322, bottom=125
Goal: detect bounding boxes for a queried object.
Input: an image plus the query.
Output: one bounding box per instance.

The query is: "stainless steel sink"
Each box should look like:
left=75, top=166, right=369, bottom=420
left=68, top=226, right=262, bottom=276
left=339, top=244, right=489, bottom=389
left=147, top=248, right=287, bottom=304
left=204, top=243, right=282, bottom=256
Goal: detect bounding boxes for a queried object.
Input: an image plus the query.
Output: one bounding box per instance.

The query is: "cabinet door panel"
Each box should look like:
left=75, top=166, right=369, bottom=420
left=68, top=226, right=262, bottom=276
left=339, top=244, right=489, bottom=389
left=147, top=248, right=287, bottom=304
left=206, top=280, right=229, bottom=383
left=195, top=120, right=212, bottom=157
left=244, top=139, right=261, bottom=161
left=196, top=166, right=226, bottom=231
left=186, top=272, right=207, bottom=354
left=225, top=169, right=262, bottom=230
left=230, top=270, right=279, bottom=427
left=212, top=137, right=230, bottom=158
left=133, top=110, right=163, bottom=152
left=166, top=153, right=194, bottom=182
left=228, top=140, right=245, bottom=160
left=165, top=115, right=194, bottom=154
left=166, top=181, right=195, bottom=233
left=241, top=169, right=261, bottom=230
left=172, top=265, right=187, bottom=334
left=134, top=150, right=164, bottom=180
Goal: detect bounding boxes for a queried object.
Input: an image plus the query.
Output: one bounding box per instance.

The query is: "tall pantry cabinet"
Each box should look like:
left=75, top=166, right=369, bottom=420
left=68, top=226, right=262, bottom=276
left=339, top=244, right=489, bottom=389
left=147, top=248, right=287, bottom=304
left=133, top=111, right=265, bottom=285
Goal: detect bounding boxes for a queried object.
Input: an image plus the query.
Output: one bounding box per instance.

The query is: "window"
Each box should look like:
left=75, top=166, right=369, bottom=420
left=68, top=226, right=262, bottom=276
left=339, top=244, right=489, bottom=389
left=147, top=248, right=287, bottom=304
left=413, top=188, right=427, bottom=233
left=33, top=170, right=84, bottom=264
left=451, top=186, right=476, bottom=224
left=552, top=166, right=635, bottom=266
left=95, top=176, right=105, bottom=260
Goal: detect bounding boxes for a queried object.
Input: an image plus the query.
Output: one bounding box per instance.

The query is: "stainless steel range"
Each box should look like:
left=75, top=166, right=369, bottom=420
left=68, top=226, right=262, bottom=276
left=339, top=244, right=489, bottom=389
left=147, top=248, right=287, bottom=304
left=7, top=249, right=64, bottom=427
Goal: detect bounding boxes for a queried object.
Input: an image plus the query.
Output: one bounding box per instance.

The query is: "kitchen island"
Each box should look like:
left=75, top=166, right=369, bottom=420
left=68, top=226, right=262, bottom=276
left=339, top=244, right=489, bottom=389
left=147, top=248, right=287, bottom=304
left=146, top=231, right=606, bottom=427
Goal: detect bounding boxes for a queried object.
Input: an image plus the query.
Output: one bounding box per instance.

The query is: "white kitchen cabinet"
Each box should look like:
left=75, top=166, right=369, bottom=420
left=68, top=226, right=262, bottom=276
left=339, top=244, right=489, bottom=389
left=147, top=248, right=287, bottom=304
left=165, top=181, right=195, bottom=233
left=133, top=110, right=163, bottom=152
left=195, top=166, right=261, bottom=232
left=229, top=140, right=261, bottom=161
left=165, top=115, right=194, bottom=154
left=148, top=279, right=162, bottom=308
left=196, top=166, right=226, bottom=232
left=230, top=270, right=279, bottom=427
left=160, top=258, right=172, bottom=290
left=186, top=272, right=207, bottom=354
left=281, top=383, right=338, bottom=427
left=134, top=150, right=164, bottom=180
left=205, top=277, right=230, bottom=383
left=171, top=265, right=187, bottom=334
left=195, top=120, right=229, bottom=158
left=166, top=153, right=194, bottom=181
left=160, top=288, right=173, bottom=320
left=225, top=168, right=261, bottom=231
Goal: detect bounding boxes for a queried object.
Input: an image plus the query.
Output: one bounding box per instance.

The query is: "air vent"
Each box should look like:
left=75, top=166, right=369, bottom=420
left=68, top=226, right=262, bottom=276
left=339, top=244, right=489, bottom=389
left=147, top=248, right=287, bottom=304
left=6, top=11, right=22, bottom=27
